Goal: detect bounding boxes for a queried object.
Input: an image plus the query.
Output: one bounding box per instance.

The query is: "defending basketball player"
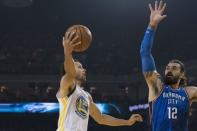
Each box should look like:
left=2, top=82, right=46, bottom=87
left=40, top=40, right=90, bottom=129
left=56, top=29, right=143, bottom=131
left=140, top=1, right=197, bottom=131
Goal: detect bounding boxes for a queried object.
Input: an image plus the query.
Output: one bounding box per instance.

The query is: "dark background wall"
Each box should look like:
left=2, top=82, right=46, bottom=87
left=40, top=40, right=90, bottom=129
left=0, top=0, right=197, bottom=130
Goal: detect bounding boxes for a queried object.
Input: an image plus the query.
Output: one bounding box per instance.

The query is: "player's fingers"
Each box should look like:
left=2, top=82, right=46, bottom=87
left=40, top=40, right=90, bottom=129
left=160, top=3, right=167, bottom=14
left=137, top=118, right=143, bottom=122
left=133, top=114, right=141, bottom=117
left=138, top=116, right=143, bottom=122
left=155, top=1, right=158, bottom=10
left=72, top=41, right=81, bottom=47
left=65, top=31, right=70, bottom=40
left=66, top=31, right=75, bottom=41
left=70, top=35, right=79, bottom=44
left=69, top=31, right=76, bottom=41
left=134, top=115, right=143, bottom=122
left=149, top=4, right=153, bottom=12
left=158, top=0, right=163, bottom=10
left=161, top=15, right=167, bottom=20
left=133, top=114, right=143, bottom=120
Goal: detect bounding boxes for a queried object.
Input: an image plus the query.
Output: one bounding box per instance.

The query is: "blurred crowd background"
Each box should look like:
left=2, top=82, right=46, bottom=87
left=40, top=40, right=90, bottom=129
left=0, top=0, right=197, bottom=130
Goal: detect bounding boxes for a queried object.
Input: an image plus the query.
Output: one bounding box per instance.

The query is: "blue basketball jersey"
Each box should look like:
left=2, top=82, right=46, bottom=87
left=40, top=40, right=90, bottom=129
left=149, top=86, right=190, bottom=131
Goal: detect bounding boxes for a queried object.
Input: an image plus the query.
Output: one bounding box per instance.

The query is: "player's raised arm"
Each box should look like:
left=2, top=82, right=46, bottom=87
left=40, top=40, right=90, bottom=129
left=59, top=32, right=81, bottom=98
left=63, top=32, right=81, bottom=77
left=140, top=1, right=167, bottom=101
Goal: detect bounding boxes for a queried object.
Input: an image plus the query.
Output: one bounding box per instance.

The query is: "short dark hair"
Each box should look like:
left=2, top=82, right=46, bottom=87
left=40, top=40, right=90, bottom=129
left=169, top=59, right=187, bottom=87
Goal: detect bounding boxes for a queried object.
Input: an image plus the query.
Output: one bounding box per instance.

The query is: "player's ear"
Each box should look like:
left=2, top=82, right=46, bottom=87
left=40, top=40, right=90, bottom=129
left=180, top=71, right=185, bottom=78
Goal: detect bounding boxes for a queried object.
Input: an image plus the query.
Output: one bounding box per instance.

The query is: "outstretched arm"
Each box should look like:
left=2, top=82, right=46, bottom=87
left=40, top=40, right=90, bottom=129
left=89, top=95, right=143, bottom=126
left=58, top=32, right=81, bottom=98
left=140, top=25, right=156, bottom=72
left=63, top=31, right=80, bottom=77
left=140, top=0, right=167, bottom=72
left=140, top=1, right=167, bottom=101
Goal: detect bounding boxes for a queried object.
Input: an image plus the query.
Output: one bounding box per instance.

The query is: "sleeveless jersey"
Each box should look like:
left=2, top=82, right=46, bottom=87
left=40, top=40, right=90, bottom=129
left=56, top=85, right=90, bottom=131
left=149, top=85, right=190, bottom=131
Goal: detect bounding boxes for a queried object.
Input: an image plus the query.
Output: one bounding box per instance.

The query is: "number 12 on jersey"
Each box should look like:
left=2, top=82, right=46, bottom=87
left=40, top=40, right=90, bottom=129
left=168, top=107, right=177, bottom=119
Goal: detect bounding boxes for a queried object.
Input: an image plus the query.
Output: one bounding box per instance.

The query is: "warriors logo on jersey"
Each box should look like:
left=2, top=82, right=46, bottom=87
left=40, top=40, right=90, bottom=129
left=75, top=95, right=89, bottom=119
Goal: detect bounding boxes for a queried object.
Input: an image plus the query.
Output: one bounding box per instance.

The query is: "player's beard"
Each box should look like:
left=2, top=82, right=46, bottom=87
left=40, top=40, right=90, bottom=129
left=164, top=73, right=179, bottom=85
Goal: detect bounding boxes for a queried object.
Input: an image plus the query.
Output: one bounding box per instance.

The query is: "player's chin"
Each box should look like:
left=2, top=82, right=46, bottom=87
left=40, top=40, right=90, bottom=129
left=80, top=76, right=86, bottom=83
left=83, top=77, right=87, bottom=82
left=164, top=77, right=178, bottom=85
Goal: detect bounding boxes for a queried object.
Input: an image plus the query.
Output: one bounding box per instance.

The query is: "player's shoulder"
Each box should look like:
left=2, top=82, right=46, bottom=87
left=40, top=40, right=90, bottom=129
left=58, top=75, right=75, bottom=98
left=185, top=86, right=197, bottom=92
left=85, top=91, right=93, bottom=102
left=185, top=86, right=197, bottom=99
left=61, top=74, right=75, bottom=83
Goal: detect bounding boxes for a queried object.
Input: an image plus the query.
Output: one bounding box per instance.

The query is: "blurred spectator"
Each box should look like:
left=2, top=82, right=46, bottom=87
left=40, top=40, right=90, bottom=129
left=0, top=86, right=8, bottom=102
left=43, top=86, right=56, bottom=101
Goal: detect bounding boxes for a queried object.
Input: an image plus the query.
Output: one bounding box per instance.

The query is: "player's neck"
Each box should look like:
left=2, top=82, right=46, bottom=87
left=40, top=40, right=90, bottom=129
left=170, top=84, right=179, bottom=89
left=170, top=80, right=180, bottom=89
left=76, top=80, right=82, bottom=86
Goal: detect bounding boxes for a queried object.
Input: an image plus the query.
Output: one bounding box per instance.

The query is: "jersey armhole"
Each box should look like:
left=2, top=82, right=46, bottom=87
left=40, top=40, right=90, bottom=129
left=56, top=86, right=76, bottom=99
left=148, top=86, right=165, bottom=125
left=149, top=85, right=165, bottom=103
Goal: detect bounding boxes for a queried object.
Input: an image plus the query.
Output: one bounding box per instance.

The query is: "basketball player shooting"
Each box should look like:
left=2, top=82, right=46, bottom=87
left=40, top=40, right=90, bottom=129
left=140, top=1, right=197, bottom=131
left=56, top=29, right=143, bottom=131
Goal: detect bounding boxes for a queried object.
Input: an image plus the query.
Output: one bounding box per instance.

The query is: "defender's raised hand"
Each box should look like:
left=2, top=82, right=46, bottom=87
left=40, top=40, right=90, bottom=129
left=149, top=1, right=167, bottom=28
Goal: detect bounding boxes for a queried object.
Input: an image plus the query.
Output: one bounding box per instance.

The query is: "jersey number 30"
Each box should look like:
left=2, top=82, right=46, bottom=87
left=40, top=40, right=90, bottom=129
left=168, top=107, right=177, bottom=119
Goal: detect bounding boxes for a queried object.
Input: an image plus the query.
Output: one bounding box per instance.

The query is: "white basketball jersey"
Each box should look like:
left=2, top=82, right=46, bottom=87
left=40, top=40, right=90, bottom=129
left=56, top=85, right=90, bottom=131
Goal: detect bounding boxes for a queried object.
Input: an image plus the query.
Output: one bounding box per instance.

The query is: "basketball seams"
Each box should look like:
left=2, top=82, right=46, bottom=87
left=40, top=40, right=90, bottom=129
left=78, top=26, right=83, bottom=52
left=75, top=27, right=80, bottom=52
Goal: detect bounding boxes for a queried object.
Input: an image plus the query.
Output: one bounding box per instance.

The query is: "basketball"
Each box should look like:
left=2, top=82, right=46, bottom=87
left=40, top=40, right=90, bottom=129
left=66, top=25, right=92, bottom=52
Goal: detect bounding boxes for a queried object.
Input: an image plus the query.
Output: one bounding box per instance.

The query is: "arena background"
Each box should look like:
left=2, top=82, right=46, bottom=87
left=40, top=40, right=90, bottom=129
left=0, top=0, right=197, bottom=130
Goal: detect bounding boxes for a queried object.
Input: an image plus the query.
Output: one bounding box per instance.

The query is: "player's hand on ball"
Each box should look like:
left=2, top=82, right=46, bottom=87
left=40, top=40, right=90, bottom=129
left=149, top=1, right=167, bottom=27
left=63, top=31, right=81, bottom=54
left=127, top=114, right=143, bottom=126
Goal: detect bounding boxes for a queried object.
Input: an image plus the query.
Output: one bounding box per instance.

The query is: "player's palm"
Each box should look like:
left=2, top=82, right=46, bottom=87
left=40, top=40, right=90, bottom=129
left=150, top=11, right=165, bottom=24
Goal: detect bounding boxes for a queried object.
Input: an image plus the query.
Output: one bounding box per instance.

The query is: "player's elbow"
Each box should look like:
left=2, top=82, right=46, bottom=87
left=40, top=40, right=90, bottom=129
left=97, top=120, right=104, bottom=125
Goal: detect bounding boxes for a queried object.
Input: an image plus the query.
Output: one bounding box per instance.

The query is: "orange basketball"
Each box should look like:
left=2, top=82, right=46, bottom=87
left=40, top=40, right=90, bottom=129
left=66, top=25, right=92, bottom=52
